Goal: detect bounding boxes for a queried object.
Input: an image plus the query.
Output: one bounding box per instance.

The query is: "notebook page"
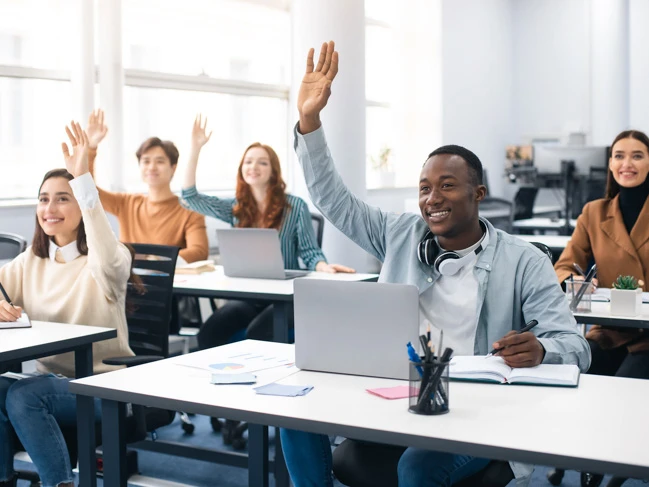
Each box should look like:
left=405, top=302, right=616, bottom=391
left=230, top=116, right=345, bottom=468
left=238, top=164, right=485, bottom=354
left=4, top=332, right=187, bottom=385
left=449, top=356, right=512, bottom=383
left=508, top=364, right=580, bottom=386
left=0, top=312, right=31, bottom=329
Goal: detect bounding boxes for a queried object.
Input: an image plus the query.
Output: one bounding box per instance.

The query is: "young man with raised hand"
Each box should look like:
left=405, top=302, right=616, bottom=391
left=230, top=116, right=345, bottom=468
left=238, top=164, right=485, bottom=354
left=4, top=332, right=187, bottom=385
left=279, top=41, right=591, bottom=487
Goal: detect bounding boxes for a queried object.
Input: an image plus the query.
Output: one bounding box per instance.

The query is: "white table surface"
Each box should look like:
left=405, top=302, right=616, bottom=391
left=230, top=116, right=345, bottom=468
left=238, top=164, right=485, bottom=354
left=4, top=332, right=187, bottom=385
left=573, top=302, right=649, bottom=328
left=173, top=266, right=379, bottom=299
left=0, top=321, right=117, bottom=362
left=533, top=205, right=563, bottom=216
left=515, top=234, right=571, bottom=249
left=513, top=217, right=578, bottom=229
left=70, top=340, right=649, bottom=478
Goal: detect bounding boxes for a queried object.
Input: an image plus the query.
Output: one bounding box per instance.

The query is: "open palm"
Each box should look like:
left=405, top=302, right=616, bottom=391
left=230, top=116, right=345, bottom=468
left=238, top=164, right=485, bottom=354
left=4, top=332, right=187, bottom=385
left=61, top=121, right=90, bottom=178
left=297, top=41, right=339, bottom=119
left=192, top=114, right=212, bottom=149
left=87, top=109, right=108, bottom=149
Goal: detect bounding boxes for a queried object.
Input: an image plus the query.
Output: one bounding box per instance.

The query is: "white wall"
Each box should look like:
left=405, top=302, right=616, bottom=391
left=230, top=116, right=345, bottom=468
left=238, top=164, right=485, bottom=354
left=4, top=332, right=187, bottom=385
left=629, top=0, right=649, bottom=131
left=440, top=0, right=514, bottom=197
left=511, top=0, right=591, bottom=142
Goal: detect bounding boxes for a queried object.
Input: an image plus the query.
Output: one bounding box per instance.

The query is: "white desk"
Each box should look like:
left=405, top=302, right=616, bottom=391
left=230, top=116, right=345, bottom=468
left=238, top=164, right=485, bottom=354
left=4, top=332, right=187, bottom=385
left=513, top=217, right=578, bottom=235
left=1, top=321, right=117, bottom=487
left=533, top=204, right=563, bottom=217
left=515, top=234, right=571, bottom=251
left=71, top=340, right=649, bottom=486
left=573, top=302, right=649, bottom=329
left=173, top=267, right=379, bottom=342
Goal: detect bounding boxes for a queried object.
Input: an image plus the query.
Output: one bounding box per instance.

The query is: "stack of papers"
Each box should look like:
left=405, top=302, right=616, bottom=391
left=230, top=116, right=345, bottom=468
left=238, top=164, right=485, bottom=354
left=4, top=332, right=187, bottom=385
left=176, top=260, right=216, bottom=275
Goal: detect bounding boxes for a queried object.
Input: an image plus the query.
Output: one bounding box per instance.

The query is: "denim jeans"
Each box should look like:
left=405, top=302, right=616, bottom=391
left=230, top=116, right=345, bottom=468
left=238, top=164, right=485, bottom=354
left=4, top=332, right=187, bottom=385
left=0, top=374, right=101, bottom=487
left=279, top=429, right=490, bottom=487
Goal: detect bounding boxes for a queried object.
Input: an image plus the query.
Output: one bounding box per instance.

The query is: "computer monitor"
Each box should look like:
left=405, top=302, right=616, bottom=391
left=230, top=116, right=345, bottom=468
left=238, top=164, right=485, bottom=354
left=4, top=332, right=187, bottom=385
left=532, top=145, right=608, bottom=175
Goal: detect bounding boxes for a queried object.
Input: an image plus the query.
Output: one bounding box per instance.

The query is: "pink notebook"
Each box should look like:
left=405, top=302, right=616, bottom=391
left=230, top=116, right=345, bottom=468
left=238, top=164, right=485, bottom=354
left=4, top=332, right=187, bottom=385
left=366, top=385, right=410, bottom=400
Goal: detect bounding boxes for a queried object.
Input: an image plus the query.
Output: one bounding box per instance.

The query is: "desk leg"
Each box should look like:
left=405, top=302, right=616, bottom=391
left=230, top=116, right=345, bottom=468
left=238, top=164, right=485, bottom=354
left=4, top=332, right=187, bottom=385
left=101, top=399, right=127, bottom=487
left=248, top=424, right=269, bottom=487
left=75, top=345, right=97, bottom=487
left=274, top=427, right=290, bottom=487
left=273, top=301, right=292, bottom=344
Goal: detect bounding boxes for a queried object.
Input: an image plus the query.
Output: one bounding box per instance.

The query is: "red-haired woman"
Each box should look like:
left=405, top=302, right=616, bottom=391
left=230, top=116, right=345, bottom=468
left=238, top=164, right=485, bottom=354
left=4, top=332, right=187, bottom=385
left=182, top=115, right=354, bottom=349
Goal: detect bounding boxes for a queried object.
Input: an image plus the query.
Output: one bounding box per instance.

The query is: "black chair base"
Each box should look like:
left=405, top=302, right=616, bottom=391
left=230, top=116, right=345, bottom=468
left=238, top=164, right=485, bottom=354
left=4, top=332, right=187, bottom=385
left=211, top=418, right=247, bottom=450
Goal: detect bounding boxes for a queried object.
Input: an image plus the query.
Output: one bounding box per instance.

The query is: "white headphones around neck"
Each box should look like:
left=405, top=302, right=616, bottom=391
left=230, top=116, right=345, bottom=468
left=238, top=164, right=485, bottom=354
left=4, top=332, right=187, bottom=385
left=417, top=223, right=489, bottom=276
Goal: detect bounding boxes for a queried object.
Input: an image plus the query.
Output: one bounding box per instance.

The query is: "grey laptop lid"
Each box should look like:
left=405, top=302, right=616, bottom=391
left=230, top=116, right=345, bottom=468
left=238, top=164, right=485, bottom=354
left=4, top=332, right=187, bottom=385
left=294, top=279, right=420, bottom=380
left=216, top=228, right=308, bottom=279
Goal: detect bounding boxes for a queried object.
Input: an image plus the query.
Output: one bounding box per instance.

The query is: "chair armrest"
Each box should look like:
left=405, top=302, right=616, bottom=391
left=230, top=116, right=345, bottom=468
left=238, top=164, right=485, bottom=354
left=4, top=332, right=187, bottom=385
left=102, top=355, right=164, bottom=367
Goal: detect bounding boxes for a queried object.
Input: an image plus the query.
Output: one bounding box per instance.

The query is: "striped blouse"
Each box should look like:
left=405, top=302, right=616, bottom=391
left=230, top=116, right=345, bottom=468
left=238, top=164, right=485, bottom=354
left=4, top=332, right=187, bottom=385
left=181, top=186, right=327, bottom=270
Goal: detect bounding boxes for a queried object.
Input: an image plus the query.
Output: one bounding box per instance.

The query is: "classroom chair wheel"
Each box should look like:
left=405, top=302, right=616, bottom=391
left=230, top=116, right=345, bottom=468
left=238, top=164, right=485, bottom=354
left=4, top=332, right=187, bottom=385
left=210, top=417, right=223, bottom=432
left=581, top=472, right=604, bottom=487
left=546, top=468, right=565, bottom=485
left=181, top=421, right=195, bottom=434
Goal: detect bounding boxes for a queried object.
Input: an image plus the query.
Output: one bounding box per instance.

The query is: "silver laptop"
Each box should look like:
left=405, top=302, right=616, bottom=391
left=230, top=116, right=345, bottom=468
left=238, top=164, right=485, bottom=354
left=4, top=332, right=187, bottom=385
left=294, top=279, right=420, bottom=380
left=216, top=228, right=310, bottom=280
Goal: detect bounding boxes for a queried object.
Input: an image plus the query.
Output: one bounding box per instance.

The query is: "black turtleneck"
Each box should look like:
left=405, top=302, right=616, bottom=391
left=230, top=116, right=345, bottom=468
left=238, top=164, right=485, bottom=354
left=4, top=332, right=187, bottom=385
left=619, top=176, right=649, bottom=234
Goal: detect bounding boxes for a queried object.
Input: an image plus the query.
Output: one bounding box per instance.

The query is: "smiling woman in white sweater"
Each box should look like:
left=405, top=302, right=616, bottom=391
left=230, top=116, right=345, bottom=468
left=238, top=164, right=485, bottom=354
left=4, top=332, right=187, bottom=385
left=0, top=122, right=134, bottom=487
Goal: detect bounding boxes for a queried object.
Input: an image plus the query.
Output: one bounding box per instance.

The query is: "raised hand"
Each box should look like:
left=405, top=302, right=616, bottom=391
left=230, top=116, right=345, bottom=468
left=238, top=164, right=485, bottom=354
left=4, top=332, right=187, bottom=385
left=61, top=121, right=90, bottom=178
left=87, top=109, right=108, bottom=149
left=297, top=41, right=338, bottom=134
left=191, top=114, right=212, bottom=150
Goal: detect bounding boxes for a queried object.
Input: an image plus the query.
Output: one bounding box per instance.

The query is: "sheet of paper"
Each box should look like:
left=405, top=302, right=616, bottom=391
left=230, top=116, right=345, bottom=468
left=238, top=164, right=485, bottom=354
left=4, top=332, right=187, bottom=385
left=254, top=383, right=313, bottom=397
left=0, top=312, right=31, bottom=330
left=176, top=344, right=295, bottom=376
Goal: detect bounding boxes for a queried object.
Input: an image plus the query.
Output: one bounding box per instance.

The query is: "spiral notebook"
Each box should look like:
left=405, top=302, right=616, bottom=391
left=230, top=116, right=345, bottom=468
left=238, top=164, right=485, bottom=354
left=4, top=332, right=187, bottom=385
left=0, top=312, right=32, bottom=330
left=449, top=356, right=580, bottom=387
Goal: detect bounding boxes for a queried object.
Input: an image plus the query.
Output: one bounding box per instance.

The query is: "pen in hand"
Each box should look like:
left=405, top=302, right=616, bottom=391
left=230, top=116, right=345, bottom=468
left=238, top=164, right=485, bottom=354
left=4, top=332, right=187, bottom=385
left=0, top=281, right=15, bottom=309
left=487, top=319, right=539, bottom=357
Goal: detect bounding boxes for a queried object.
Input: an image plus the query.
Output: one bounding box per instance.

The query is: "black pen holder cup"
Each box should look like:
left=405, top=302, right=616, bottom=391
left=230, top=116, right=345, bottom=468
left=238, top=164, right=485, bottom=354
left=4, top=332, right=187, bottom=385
left=408, top=359, right=450, bottom=416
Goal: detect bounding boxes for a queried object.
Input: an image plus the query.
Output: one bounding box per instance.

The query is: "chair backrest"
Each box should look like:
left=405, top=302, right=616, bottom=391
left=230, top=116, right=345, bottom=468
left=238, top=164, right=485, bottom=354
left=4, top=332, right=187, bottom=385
left=513, top=187, right=539, bottom=220
left=126, top=243, right=179, bottom=358
left=0, top=232, right=27, bottom=260
left=530, top=241, right=554, bottom=262
left=311, top=212, right=325, bottom=247
left=480, top=197, right=514, bottom=233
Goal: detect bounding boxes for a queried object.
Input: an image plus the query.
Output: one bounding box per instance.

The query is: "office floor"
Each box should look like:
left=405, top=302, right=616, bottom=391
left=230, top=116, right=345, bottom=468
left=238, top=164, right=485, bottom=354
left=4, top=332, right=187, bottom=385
left=14, top=414, right=648, bottom=486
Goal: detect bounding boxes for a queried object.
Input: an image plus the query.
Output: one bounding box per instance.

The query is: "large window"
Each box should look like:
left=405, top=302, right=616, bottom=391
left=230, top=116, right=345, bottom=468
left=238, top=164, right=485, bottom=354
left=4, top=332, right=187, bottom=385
left=122, top=87, right=288, bottom=193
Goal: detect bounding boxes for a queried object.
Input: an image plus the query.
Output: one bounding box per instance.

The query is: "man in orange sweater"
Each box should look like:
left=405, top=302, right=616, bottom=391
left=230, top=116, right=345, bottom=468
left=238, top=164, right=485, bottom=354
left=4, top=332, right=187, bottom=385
left=85, top=109, right=208, bottom=263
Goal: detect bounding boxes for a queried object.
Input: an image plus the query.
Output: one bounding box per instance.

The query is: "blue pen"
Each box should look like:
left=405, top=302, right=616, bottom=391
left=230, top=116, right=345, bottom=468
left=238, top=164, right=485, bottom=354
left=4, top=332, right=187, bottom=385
left=407, top=342, right=423, bottom=377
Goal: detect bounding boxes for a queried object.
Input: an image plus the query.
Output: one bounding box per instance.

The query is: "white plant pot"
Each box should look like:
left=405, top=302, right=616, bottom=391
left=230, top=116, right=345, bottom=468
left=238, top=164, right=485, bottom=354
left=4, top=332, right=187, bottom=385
left=610, top=288, right=642, bottom=317
left=379, top=171, right=396, bottom=188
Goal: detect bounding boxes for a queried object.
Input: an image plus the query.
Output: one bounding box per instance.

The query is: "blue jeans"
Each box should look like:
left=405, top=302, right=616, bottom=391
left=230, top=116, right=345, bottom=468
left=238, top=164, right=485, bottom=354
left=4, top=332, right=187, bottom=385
left=0, top=375, right=101, bottom=487
left=279, top=429, right=491, bottom=487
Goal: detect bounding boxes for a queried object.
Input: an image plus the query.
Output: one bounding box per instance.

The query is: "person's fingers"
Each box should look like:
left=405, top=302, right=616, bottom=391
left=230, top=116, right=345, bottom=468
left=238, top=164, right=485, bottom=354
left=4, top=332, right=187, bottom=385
left=498, top=340, right=534, bottom=357
left=305, top=47, right=315, bottom=73
left=62, top=142, right=71, bottom=159
left=496, top=331, right=534, bottom=350
left=491, top=330, right=517, bottom=351
left=317, top=82, right=332, bottom=105
left=202, top=116, right=208, bottom=130
left=0, top=301, right=20, bottom=321
left=326, top=50, right=339, bottom=81
left=81, top=128, right=89, bottom=146
left=206, top=130, right=213, bottom=140
left=503, top=353, right=536, bottom=368
left=330, top=264, right=355, bottom=273
left=65, top=125, right=77, bottom=146
left=322, top=265, right=335, bottom=273
left=99, top=109, right=104, bottom=126
left=72, top=121, right=82, bottom=142
left=314, top=42, right=327, bottom=72
left=321, top=40, right=334, bottom=75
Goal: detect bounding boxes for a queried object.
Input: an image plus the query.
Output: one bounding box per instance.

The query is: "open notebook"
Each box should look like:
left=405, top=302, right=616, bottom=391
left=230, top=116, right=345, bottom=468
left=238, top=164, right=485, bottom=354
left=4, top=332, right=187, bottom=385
left=449, top=356, right=580, bottom=387
left=0, top=311, right=32, bottom=330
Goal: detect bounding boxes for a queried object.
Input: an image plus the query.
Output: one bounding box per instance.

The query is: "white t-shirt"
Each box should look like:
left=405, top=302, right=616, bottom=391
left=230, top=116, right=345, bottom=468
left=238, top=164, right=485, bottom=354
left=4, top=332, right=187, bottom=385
left=419, top=228, right=488, bottom=356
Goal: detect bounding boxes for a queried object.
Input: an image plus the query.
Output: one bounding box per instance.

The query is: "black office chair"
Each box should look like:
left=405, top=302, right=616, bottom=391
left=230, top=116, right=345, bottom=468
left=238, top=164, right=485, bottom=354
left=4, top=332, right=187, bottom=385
left=311, top=212, right=325, bottom=247
left=332, top=440, right=514, bottom=487
left=514, top=187, right=539, bottom=220
left=480, top=197, right=515, bottom=233
left=0, top=232, right=27, bottom=261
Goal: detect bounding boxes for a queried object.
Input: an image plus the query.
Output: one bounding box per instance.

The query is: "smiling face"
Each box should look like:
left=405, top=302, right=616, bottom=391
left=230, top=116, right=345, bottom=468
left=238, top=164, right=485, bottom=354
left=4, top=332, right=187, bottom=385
left=609, top=137, right=649, bottom=188
left=240, top=147, right=273, bottom=189
left=36, top=176, right=82, bottom=247
left=418, top=154, right=486, bottom=242
left=139, top=146, right=176, bottom=188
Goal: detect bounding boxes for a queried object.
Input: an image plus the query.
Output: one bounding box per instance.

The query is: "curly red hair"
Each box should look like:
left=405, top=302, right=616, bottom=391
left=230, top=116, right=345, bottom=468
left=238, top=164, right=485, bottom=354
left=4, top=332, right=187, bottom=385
left=233, top=143, right=288, bottom=229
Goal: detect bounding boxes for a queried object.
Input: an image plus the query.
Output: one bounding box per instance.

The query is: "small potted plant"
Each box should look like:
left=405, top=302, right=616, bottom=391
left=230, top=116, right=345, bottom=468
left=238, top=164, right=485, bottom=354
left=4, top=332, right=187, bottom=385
left=610, top=275, right=644, bottom=317
left=370, top=146, right=395, bottom=188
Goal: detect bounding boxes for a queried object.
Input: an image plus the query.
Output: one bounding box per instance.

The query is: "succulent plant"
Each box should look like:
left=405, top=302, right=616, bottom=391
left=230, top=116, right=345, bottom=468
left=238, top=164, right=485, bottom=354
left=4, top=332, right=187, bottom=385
left=613, top=275, right=640, bottom=290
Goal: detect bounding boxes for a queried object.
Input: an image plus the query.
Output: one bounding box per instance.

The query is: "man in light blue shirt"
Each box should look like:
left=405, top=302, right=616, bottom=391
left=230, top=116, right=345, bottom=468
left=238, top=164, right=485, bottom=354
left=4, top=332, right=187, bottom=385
left=280, top=41, right=590, bottom=487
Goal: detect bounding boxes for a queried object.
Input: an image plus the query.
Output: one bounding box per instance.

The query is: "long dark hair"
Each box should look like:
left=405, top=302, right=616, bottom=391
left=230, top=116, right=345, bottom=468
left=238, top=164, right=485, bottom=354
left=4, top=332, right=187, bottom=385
left=605, top=130, right=649, bottom=199
left=233, top=142, right=288, bottom=229
left=32, top=169, right=87, bottom=258
left=32, top=169, right=146, bottom=311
